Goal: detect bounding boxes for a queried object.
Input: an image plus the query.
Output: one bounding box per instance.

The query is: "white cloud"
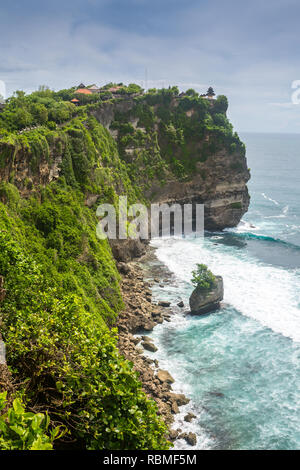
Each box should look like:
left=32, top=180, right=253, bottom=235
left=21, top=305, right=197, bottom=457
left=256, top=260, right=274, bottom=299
left=1, top=1, right=300, bottom=132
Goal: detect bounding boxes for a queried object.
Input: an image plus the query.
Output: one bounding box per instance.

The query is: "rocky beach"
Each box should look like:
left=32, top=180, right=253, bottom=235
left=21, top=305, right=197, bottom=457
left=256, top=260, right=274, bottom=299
left=116, top=248, right=198, bottom=447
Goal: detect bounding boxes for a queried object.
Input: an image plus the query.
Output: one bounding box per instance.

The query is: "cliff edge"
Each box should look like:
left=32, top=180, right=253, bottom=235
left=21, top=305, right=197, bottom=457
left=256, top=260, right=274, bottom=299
left=91, top=89, right=250, bottom=230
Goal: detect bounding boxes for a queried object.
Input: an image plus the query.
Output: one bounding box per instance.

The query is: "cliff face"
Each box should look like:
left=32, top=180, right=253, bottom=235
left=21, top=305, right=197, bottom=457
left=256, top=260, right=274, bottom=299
left=0, top=141, right=64, bottom=193
left=90, top=93, right=250, bottom=230
left=147, top=148, right=250, bottom=230
left=0, top=90, right=250, bottom=230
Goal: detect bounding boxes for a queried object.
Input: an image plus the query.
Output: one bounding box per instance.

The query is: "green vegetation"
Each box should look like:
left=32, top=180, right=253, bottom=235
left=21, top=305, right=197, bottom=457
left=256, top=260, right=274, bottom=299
left=101, top=83, right=143, bottom=95
left=0, top=82, right=246, bottom=450
left=191, top=264, right=216, bottom=291
left=0, top=182, right=169, bottom=450
left=0, top=392, right=63, bottom=450
left=0, top=88, right=77, bottom=132
left=0, top=103, right=169, bottom=449
left=0, top=83, right=140, bottom=134
left=108, top=87, right=246, bottom=184
left=230, top=202, right=242, bottom=209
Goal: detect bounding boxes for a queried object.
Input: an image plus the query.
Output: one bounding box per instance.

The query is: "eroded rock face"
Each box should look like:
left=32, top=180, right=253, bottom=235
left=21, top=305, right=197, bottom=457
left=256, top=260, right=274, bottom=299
left=148, top=149, right=250, bottom=231
left=0, top=144, right=64, bottom=197
left=91, top=98, right=250, bottom=232
left=189, top=275, right=224, bottom=314
left=110, top=239, right=148, bottom=262
left=0, top=97, right=250, bottom=231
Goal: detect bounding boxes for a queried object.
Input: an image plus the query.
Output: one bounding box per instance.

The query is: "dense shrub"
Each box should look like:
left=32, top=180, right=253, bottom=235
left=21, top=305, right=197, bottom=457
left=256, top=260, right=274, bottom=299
left=0, top=206, right=169, bottom=450
left=0, top=392, right=63, bottom=450
left=191, top=264, right=216, bottom=290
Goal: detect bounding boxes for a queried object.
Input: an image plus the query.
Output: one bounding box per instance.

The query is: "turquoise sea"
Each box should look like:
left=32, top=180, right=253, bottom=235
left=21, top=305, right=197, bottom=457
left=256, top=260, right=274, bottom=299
left=145, top=133, right=300, bottom=450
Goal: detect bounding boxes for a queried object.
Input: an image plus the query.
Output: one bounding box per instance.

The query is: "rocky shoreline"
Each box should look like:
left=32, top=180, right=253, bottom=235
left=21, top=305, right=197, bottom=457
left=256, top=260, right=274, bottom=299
left=115, top=248, right=197, bottom=447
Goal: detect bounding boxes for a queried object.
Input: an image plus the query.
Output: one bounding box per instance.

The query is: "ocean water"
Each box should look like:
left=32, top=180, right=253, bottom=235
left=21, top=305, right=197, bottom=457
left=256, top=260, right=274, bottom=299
left=145, top=133, right=300, bottom=450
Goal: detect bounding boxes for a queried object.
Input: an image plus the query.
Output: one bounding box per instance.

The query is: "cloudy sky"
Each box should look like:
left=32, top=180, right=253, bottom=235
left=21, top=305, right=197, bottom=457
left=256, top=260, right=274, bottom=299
left=1, top=0, right=300, bottom=132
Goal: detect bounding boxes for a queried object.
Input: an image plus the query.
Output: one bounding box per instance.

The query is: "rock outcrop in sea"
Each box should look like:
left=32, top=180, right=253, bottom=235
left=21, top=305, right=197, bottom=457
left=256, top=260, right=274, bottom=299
left=189, top=275, right=224, bottom=314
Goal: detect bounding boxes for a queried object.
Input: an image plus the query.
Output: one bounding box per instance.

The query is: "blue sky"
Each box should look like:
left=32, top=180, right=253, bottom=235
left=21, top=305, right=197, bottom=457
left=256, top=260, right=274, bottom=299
left=1, top=0, right=300, bottom=132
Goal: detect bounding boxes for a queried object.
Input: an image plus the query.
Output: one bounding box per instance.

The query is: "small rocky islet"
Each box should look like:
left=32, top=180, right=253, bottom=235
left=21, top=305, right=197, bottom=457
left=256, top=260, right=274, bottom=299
left=189, top=275, right=224, bottom=315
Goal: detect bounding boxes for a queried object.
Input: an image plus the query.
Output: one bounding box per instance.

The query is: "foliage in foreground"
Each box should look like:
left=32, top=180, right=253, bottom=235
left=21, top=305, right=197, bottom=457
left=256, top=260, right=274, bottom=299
left=0, top=109, right=170, bottom=448
left=0, top=229, right=169, bottom=450
left=0, top=392, right=63, bottom=450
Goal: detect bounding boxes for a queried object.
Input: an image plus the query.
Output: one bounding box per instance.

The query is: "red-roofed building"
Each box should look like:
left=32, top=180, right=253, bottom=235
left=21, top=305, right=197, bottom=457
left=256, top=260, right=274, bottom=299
left=75, top=88, right=92, bottom=95
left=70, top=98, right=80, bottom=106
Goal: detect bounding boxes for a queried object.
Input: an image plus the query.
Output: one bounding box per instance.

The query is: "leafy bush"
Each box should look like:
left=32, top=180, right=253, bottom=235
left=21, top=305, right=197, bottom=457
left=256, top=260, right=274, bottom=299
left=0, top=194, right=170, bottom=449
left=191, top=264, right=216, bottom=290
left=0, top=392, right=63, bottom=450
left=213, top=95, right=228, bottom=113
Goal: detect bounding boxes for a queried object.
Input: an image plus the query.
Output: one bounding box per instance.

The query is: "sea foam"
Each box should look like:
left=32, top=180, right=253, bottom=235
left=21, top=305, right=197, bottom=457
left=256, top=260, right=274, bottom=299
left=152, top=237, right=300, bottom=343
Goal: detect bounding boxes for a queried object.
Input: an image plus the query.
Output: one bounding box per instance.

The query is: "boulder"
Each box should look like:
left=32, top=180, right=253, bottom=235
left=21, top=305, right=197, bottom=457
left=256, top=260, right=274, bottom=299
left=186, top=432, right=197, bottom=446
left=157, top=369, right=175, bottom=384
left=141, top=341, right=158, bottom=352
left=179, top=432, right=197, bottom=446
left=169, top=429, right=179, bottom=441
left=158, top=301, right=171, bottom=307
left=155, top=316, right=164, bottom=324
left=132, top=336, right=141, bottom=345
left=171, top=401, right=179, bottom=414
left=117, top=262, right=131, bottom=275
left=143, top=321, right=155, bottom=331
left=177, top=300, right=184, bottom=308
left=141, top=335, right=153, bottom=342
left=189, top=275, right=223, bottom=315
left=167, top=392, right=190, bottom=406
left=184, top=412, right=196, bottom=422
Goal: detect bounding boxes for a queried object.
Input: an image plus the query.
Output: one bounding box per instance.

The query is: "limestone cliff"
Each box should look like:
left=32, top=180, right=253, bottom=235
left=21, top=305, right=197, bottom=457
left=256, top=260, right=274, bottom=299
left=148, top=148, right=250, bottom=230
left=91, top=92, right=250, bottom=230
left=0, top=89, right=250, bottom=230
